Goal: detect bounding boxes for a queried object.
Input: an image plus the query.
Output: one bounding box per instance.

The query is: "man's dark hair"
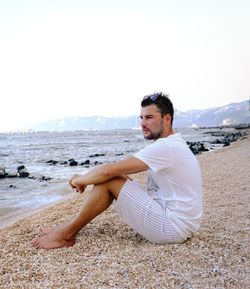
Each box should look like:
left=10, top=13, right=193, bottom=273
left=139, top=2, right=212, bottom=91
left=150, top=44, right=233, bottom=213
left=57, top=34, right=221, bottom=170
left=141, top=92, right=174, bottom=125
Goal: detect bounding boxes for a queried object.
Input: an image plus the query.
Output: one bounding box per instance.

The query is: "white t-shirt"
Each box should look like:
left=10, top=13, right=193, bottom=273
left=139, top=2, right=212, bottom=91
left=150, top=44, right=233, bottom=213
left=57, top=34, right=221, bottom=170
left=134, top=133, right=203, bottom=239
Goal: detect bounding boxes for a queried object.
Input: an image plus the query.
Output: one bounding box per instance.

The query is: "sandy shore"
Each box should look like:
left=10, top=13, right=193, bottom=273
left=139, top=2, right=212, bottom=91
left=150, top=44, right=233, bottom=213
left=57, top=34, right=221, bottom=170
left=0, top=131, right=249, bottom=289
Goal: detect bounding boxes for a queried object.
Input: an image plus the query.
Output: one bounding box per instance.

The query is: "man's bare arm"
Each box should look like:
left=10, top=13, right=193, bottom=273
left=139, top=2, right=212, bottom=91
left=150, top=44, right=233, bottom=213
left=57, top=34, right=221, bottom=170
left=69, top=157, right=148, bottom=192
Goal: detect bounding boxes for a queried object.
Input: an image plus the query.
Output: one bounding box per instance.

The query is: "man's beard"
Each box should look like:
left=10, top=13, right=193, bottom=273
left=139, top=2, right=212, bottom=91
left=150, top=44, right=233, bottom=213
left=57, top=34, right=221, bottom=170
left=144, top=129, right=163, bottom=140
left=143, top=123, right=164, bottom=140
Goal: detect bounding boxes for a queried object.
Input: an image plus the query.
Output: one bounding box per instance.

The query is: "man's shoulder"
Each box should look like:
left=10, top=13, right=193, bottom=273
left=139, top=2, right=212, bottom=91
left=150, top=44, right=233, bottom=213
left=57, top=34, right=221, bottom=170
left=157, top=133, right=184, bottom=144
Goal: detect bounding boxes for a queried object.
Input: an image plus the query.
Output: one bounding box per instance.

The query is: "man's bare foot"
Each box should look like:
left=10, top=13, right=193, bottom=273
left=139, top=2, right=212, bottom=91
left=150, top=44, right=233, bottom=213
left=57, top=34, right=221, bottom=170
left=31, top=227, right=76, bottom=249
left=39, top=223, right=65, bottom=235
left=39, top=226, right=54, bottom=235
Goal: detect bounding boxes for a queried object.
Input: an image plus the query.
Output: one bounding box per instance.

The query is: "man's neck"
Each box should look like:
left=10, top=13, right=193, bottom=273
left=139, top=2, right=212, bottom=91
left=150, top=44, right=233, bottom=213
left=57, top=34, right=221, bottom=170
left=162, top=128, right=174, bottom=138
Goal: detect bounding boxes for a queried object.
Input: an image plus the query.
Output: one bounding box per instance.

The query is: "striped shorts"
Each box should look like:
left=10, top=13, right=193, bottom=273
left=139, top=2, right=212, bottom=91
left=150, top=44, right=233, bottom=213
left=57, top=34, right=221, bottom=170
left=115, top=179, right=185, bottom=244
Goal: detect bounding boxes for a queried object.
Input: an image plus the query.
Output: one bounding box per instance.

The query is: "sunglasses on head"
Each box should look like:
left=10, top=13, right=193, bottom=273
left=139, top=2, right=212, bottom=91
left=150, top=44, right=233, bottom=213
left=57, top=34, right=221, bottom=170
left=143, top=93, right=160, bottom=102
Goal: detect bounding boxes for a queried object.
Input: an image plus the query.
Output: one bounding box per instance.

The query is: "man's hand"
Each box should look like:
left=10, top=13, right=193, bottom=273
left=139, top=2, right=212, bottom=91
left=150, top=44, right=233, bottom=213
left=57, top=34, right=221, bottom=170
left=69, top=174, right=87, bottom=194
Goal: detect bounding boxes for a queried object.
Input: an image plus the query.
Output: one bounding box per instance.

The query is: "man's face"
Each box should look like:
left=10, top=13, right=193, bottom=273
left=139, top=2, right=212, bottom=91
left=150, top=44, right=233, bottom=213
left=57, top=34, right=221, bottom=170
left=140, top=104, right=166, bottom=140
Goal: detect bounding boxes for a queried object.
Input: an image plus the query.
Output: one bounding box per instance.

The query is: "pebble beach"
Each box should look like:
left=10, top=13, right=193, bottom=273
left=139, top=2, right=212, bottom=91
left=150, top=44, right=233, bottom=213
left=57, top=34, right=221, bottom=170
left=0, top=131, right=249, bottom=289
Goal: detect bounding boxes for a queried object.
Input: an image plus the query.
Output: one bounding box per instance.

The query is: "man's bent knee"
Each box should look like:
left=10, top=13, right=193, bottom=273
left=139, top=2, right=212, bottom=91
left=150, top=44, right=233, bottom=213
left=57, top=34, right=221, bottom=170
left=106, top=175, right=129, bottom=199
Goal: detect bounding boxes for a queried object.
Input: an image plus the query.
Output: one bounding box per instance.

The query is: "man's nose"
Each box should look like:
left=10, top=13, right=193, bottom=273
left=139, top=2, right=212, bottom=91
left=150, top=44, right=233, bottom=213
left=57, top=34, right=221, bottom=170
left=140, top=118, right=146, bottom=126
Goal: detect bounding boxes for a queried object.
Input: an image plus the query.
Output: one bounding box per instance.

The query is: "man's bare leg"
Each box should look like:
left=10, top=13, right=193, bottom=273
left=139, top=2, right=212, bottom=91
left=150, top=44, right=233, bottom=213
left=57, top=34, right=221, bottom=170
left=30, top=176, right=127, bottom=249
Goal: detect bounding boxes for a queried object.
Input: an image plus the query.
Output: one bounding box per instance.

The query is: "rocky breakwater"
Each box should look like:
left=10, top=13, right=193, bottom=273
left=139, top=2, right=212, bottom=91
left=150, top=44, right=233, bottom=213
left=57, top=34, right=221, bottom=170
left=44, top=153, right=109, bottom=169
left=187, top=130, right=247, bottom=155
left=186, top=142, right=209, bottom=155
left=209, top=131, right=247, bottom=147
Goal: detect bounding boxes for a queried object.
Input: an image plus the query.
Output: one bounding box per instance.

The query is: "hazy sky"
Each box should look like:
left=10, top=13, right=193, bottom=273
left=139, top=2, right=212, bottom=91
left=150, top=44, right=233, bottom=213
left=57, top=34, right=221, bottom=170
left=0, top=0, right=249, bottom=131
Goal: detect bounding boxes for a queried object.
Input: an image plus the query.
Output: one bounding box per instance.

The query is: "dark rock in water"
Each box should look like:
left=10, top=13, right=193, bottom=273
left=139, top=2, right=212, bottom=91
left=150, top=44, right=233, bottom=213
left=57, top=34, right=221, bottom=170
left=68, top=159, right=78, bottom=166
left=17, top=165, right=26, bottom=172
left=38, top=175, right=53, bottom=181
left=9, top=184, right=17, bottom=188
left=17, top=165, right=30, bottom=178
left=19, top=171, right=30, bottom=178
left=209, top=131, right=228, bottom=137
left=89, top=153, right=105, bottom=158
left=0, top=166, right=6, bottom=178
left=94, top=161, right=103, bottom=165
left=46, top=160, right=58, bottom=165
left=115, top=153, right=124, bottom=156
left=187, top=142, right=209, bottom=155
left=211, top=132, right=244, bottom=147
left=223, top=137, right=231, bottom=146
left=211, top=139, right=223, bottom=144
left=200, top=144, right=209, bottom=152
left=81, top=160, right=90, bottom=165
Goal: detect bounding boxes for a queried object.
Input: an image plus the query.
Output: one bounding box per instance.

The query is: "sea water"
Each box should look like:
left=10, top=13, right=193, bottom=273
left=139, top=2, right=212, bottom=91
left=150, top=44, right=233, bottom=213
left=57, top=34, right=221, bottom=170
left=0, top=128, right=228, bottom=227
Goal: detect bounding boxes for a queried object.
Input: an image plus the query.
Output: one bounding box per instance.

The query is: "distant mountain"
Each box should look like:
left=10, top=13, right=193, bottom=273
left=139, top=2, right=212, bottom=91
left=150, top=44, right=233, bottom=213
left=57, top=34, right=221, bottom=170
left=31, top=116, right=140, bottom=131
left=175, top=100, right=250, bottom=128
left=30, top=100, right=249, bottom=131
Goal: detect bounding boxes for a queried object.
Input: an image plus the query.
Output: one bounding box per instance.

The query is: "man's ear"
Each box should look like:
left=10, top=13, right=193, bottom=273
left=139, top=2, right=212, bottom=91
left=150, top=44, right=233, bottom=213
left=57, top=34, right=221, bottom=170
left=164, top=113, right=172, bottom=126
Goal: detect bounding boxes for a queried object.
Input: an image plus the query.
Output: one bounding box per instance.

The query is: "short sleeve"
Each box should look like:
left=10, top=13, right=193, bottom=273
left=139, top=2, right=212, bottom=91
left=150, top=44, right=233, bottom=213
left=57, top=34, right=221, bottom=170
left=134, top=139, right=174, bottom=173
